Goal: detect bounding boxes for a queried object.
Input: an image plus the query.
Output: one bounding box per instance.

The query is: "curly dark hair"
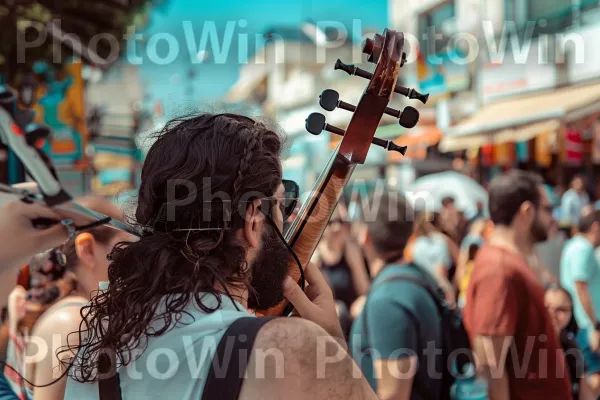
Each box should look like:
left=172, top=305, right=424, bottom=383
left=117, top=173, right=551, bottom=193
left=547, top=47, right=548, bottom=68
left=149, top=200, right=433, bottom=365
left=62, top=113, right=284, bottom=382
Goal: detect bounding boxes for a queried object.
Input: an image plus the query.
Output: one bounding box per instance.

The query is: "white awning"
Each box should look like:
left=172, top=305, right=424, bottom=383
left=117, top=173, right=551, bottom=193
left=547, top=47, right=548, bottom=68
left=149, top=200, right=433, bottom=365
left=440, top=81, right=600, bottom=151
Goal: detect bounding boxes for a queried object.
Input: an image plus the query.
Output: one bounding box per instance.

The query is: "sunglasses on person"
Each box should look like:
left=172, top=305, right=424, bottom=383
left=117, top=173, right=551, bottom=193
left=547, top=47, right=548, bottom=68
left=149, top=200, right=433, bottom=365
left=258, top=179, right=299, bottom=222
left=280, top=179, right=299, bottom=221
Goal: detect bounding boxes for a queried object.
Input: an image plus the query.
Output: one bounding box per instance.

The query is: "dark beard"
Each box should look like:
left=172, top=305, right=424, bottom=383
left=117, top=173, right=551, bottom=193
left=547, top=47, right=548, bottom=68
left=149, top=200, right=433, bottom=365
left=531, top=213, right=549, bottom=243
left=247, top=224, right=290, bottom=310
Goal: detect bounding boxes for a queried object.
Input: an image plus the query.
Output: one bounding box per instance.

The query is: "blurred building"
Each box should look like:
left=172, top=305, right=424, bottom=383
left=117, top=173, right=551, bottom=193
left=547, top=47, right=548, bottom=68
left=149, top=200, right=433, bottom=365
left=85, top=62, right=145, bottom=198
left=392, top=0, right=600, bottom=194
left=225, top=22, right=453, bottom=198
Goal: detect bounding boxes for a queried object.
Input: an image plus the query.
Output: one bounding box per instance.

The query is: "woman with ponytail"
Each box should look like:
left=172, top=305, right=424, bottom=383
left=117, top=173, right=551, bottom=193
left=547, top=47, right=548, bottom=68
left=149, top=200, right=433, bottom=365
left=3, top=196, right=132, bottom=400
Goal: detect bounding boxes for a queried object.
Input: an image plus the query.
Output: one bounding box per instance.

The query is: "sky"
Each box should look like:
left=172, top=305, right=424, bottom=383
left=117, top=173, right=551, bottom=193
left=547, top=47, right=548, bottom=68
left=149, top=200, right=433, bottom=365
left=134, top=0, right=388, bottom=117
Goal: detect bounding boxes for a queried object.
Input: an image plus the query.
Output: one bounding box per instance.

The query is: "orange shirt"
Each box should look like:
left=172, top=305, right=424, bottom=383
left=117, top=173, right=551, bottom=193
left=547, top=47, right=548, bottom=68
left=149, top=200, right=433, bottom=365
left=464, top=245, right=572, bottom=400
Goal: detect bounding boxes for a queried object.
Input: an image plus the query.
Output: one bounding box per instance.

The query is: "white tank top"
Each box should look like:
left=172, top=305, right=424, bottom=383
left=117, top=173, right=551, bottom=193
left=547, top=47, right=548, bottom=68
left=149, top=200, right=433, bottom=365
left=64, top=293, right=252, bottom=400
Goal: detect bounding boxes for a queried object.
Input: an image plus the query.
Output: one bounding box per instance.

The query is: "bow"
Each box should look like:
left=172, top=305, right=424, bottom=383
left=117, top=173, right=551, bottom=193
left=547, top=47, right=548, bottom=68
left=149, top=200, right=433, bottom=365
left=0, top=85, right=141, bottom=239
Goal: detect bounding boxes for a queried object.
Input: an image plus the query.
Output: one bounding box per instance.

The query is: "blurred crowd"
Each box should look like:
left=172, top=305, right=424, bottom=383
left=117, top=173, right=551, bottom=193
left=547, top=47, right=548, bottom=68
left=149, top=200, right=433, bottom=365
left=1, top=168, right=600, bottom=399
left=312, top=170, right=600, bottom=399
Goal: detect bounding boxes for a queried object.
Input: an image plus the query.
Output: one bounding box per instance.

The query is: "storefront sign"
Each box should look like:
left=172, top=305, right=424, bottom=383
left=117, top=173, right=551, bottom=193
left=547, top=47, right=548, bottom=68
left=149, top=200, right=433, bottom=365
left=410, top=49, right=470, bottom=104
left=479, top=38, right=557, bottom=104
left=566, top=23, right=600, bottom=84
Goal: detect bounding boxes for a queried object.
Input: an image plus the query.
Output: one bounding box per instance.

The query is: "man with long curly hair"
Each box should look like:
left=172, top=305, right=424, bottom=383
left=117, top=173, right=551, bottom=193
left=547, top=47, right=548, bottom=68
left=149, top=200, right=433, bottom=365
left=63, top=114, right=377, bottom=400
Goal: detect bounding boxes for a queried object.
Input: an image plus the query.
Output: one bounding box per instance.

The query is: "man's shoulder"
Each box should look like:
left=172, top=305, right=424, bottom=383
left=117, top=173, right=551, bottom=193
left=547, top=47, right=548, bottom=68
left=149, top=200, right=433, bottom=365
left=471, top=246, right=521, bottom=281
left=372, top=265, right=427, bottom=289
left=32, top=297, right=86, bottom=337
left=367, top=266, right=437, bottom=310
left=565, top=236, right=593, bottom=252
left=254, top=317, right=328, bottom=352
left=562, top=236, right=594, bottom=263
left=243, top=318, right=373, bottom=399
left=562, top=189, right=576, bottom=200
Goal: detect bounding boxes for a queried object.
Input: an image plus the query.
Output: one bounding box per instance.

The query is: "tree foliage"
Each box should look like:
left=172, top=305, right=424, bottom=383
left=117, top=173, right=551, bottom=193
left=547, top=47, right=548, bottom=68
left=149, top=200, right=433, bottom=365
left=0, top=0, right=169, bottom=83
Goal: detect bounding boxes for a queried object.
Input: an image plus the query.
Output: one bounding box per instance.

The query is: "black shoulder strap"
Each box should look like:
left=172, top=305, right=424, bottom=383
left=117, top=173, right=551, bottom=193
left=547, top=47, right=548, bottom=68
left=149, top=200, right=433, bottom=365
left=98, top=316, right=276, bottom=400
left=201, top=316, right=277, bottom=400
left=98, top=351, right=121, bottom=400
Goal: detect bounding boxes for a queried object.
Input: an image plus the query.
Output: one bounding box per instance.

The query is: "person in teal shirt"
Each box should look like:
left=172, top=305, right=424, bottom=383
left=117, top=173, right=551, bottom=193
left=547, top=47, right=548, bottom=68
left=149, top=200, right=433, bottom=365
left=560, top=207, right=600, bottom=389
left=350, top=195, right=443, bottom=400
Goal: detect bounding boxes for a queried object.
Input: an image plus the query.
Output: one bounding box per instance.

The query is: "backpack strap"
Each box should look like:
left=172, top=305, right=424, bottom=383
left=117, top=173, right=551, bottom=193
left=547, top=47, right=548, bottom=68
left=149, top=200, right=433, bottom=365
left=201, top=316, right=277, bottom=400
left=98, top=316, right=277, bottom=400
left=98, top=351, right=121, bottom=400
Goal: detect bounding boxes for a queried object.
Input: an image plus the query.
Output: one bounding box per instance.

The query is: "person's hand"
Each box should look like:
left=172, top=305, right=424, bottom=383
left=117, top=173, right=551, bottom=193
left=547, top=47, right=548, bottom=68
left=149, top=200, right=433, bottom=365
left=589, top=328, right=600, bottom=353
left=283, top=262, right=345, bottom=346
left=0, top=200, right=68, bottom=272
left=438, top=278, right=457, bottom=309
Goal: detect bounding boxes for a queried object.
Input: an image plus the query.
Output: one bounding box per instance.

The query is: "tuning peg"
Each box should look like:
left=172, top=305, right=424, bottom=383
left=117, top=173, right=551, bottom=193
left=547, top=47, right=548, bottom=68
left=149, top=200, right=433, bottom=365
left=334, top=59, right=429, bottom=104
left=305, top=113, right=407, bottom=156
left=362, top=37, right=382, bottom=63
left=401, top=52, right=407, bottom=67
left=318, top=89, right=419, bottom=128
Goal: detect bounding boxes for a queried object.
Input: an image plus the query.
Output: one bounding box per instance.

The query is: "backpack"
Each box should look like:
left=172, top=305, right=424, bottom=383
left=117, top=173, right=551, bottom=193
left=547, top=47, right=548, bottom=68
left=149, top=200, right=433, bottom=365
left=361, top=263, right=473, bottom=400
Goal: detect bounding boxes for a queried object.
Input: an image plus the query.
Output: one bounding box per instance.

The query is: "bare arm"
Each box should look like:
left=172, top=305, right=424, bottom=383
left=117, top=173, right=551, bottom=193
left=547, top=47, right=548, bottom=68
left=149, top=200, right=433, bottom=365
left=350, top=295, right=366, bottom=320
left=444, top=235, right=460, bottom=265
left=574, top=281, right=597, bottom=326
left=579, top=375, right=596, bottom=400
left=345, top=241, right=370, bottom=297
left=374, top=358, right=416, bottom=400
left=433, top=266, right=456, bottom=308
left=454, top=249, right=469, bottom=287
left=240, top=318, right=378, bottom=400
left=0, top=323, right=8, bottom=362
left=27, top=306, right=82, bottom=400
left=473, top=335, right=512, bottom=400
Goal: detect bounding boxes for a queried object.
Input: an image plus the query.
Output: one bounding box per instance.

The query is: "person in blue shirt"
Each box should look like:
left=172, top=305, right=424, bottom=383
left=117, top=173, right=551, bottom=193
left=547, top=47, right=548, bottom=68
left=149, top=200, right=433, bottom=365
left=561, top=175, right=590, bottom=229
left=351, top=194, right=443, bottom=400
left=560, top=206, right=600, bottom=396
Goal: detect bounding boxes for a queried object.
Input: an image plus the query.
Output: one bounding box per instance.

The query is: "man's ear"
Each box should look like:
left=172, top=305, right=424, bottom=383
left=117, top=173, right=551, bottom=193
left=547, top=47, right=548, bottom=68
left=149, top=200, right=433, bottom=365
left=75, top=232, right=96, bottom=268
left=520, top=201, right=534, bottom=222
left=243, top=198, right=263, bottom=249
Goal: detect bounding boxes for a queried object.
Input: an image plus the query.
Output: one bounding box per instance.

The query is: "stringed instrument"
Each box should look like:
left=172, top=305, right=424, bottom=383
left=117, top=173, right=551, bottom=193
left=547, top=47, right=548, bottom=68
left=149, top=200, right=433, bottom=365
left=258, top=29, right=428, bottom=316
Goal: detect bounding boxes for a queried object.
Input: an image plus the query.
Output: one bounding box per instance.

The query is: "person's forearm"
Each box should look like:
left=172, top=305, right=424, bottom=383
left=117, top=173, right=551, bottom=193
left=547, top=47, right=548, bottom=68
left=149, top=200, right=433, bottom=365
left=454, top=250, right=469, bottom=286
left=575, top=282, right=597, bottom=325
left=477, top=367, right=510, bottom=400
left=0, top=242, right=29, bottom=273
left=350, top=266, right=370, bottom=297
left=435, top=267, right=456, bottom=306
left=488, top=373, right=511, bottom=400
left=579, top=375, right=595, bottom=400
left=346, top=246, right=370, bottom=296
left=474, top=336, right=512, bottom=400
left=0, top=323, right=9, bottom=362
